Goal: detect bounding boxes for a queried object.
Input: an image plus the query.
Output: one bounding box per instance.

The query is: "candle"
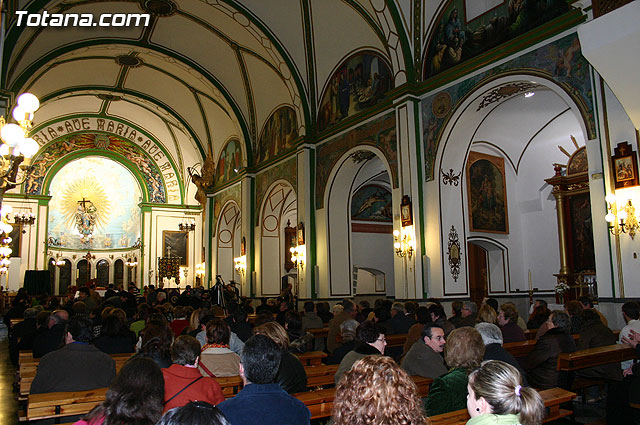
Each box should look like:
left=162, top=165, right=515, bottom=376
left=528, top=270, right=533, bottom=291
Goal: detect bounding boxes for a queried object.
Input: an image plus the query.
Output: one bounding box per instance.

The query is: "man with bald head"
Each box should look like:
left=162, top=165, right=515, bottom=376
left=32, top=309, right=69, bottom=358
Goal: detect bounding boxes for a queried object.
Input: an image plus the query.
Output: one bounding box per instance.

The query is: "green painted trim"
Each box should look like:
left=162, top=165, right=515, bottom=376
left=50, top=246, right=141, bottom=253
left=193, top=91, right=213, bottom=154
left=234, top=46, right=257, bottom=144
left=249, top=177, right=255, bottom=297
left=37, top=197, right=52, bottom=206
left=41, top=203, right=49, bottom=270
left=3, top=193, right=50, bottom=201
left=141, top=206, right=147, bottom=288
left=33, top=112, right=186, bottom=196
left=4, top=38, right=252, bottom=154
left=309, top=148, right=316, bottom=299
left=412, top=100, right=427, bottom=297
left=343, top=0, right=387, bottom=45
left=420, top=10, right=585, bottom=90
left=383, top=0, right=416, bottom=83
left=138, top=203, right=202, bottom=210
left=300, top=0, right=316, bottom=135
left=207, top=196, right=215, bottom=289
left=39, top=149, right=151, bottom=204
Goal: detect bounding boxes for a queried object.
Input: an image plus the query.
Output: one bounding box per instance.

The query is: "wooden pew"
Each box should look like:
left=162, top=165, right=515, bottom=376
left=557, top=343, right=637, bottom=371
left=305, top=364, right=340, bottom=388
left=385, top=333, right=407, bottom=348
left=307, top=327, right=329, bottom=339
left=27, top=387, right=107, bottom=422
left=504, top=334, right=579, bottom=359
left=295, top=350, right=328, bottom=366
left=429, top=387, right=576, bottom=425
left=294, top=376, right=432, bottom=420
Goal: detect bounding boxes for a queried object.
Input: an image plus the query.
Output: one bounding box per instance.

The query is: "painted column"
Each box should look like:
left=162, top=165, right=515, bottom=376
left=296, top=146, right=314, bottom=300
left=394, top=97, right=425, bottom=299
left=241, top=174, right=254, bottom=297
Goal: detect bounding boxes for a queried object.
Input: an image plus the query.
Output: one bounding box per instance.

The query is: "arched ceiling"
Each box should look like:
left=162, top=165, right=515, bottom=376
left=3, top=0, right=413, bottom=174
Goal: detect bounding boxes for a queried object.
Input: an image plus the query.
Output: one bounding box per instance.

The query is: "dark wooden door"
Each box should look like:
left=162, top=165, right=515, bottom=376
left=467, top=242, right=488, bottom=305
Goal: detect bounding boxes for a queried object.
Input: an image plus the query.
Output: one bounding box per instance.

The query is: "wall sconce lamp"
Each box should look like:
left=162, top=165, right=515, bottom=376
left=234, top=255, right=246, bottom=276
left=393, top=226, right=415, bottom=258
left=290, top=245, right=306, bottom=271
left=49, top=252, right=65, bottom=268
left=125, top=255, right=138, bottom=268
left=195, top=262, right=205, bottom=278
left=605, top=194, right=639, bottom=239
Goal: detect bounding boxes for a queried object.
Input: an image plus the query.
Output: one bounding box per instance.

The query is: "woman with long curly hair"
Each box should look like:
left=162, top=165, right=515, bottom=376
left=75, top=356, right=165, bottom=425
left=332, top=355, right=429, bottom=425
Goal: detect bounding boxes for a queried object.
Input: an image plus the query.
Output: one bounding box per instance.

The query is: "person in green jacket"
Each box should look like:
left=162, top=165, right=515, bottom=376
left=424, top=326, right=485, bottom=416
left=466, top=360, right=544, bottom=425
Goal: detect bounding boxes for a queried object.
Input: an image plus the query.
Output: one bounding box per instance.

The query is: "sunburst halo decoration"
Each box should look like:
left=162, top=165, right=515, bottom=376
left=60, top=177, right=110, bottom=236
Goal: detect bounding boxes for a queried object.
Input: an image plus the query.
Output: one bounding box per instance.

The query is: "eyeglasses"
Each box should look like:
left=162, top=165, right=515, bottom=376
left=376, top=337, right=387, bottom=343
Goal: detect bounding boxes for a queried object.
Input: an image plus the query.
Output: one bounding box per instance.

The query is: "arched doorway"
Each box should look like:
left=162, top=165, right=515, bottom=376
left=96, top=259, right=109, bottom=286
left=60, top=260, right=72, bottom=294
left=216, top=202, right=242, bottom=286
left=77, top=259, right=90, bottom=286
left=259, top=181, right=297, bottom=297
left=114, top=259, right=124, bottom=288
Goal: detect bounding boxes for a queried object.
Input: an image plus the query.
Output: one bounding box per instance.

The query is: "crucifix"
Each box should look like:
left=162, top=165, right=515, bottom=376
left=77, top=198, right=92, bottom=210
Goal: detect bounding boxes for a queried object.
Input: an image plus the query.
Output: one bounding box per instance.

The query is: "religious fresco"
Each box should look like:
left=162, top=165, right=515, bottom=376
left=256, top=106, right=299, bottom=164
left=424, top=0, right=569, bottom=78
left=316, top=112, right=397, bottom=209
left=318, top=52, right=393, bottom=132
left=255, top=157, right=297, bottom=224
left=26, top=133, right=166, bottom=203
left=213, top=183, right=241, bottom=233
left=215, top=139, right=242, bottom=185
left=422, top=33, right=595, bottom=181
left=350, top=185, right=392, bottom=222
left=47, top=157, right=141, bottom=250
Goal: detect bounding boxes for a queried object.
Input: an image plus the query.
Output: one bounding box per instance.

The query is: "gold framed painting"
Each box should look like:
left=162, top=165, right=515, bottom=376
left=466, top=151, right=509, bottom=234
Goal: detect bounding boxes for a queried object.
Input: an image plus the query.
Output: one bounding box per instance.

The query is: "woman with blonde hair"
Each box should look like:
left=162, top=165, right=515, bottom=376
left=466, top=360, right=544, bottom=425
left=332, top=355, right=428, bottom=425
left=476, top=304, right=497, bottom=325
left=253, top=321, right=307, bottom=393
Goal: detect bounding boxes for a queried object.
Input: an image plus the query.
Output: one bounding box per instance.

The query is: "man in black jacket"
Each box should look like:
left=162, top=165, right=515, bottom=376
left=32, top=309, right=68, bottom=358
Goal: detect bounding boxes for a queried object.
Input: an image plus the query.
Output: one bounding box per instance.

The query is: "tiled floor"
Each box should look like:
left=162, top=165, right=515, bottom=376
left=0, top=324, right=19, bottom=425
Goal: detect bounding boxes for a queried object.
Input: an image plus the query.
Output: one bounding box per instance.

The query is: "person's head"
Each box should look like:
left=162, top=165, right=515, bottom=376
left=240, top=334, right=282, bottom=384
left=356, top=320, right=387, bottom=354
left=303, top=300, right=315, bottom=313
left=547, top=310, right=570, bottom=331
left=582, top=309, right=601, bottom=325
left=85, top=356, right=164, bottom=425
left=475, top=322, right=503, bottom=346
left=534, top=299, right=548, bottom=309
left=342, top=299, right=356, bottom=315
left=284, top=310, right=302, bottom=333
left=421, top=323, right=446, bottom=353
left=415, top=306, right=430, bottom=325
left=391, top=302, right=404, bottom=317
left=156, top=401, right=230, bottom=425
left=485, top=298, right=499, bottom=313
left=72, top=301, right=88, bottom=316
left=340, top=319, right=359, bottom=342
left=253, top=321, right=289, bottom=351
left=332, top=355, right=428, bottom=425
left=332, top=304, right=344, bottom=315
left=50, top=309, right=69, bottom=327
left=622, top=301, right=640, bottom=322
left=497, top=303, right=518, bottom=326
left=141, top=323, right=173, bottom=357
left=206, top=318, right=231, bottom=345
left=461, top=301, right=477, bottom=318
left=452, top=300, right=463, bottom=316
left=578, top=296, right=594, bottom=309
left=373, top=306, right=391, bottom=323
left=468, top=360, right=544, bottom=425
left=65, top=315, right=93, bottom=344
left=427, top=303, right=446, bottom=322
left=102, top=314, right=126, bottom=337
left=444, top=327, right=484, bottom=369
left=23, top=308, right=37, bottom=320
left=476, top=304, right=497, bottom=325
left=78, top=287, right=90, bottom=299
left=565, top=300, right=583, bottom=317
left=171, top=335, right=201, bottom=366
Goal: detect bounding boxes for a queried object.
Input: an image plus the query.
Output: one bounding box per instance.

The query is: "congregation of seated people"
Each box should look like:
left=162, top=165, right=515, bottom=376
left=5, top=283, right=640, bottom=425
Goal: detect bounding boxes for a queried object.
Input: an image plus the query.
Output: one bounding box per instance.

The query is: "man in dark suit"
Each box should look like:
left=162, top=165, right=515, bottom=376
left=32, top=309, right=68, bottom=358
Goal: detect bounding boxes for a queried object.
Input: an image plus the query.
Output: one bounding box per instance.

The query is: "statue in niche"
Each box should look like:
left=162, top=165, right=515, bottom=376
left=75, top=198, right=97, bottom=244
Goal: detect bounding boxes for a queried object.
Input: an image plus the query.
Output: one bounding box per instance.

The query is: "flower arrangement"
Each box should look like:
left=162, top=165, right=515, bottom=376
left=555, top=282, right=570, bottom=294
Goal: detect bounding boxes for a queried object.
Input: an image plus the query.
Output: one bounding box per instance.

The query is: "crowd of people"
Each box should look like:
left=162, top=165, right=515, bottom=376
left=4, top=283, right=639, bottom=425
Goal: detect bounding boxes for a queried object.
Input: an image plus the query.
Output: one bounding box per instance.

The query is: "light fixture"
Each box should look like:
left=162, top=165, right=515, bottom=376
left=289, top=245, right=306, bottom=271
left=605, top=193, right=639, bottom=239
left=0, top=205, right=13, bottom=274
left=178, top=219, right=195, bottom=232
left=125, top=255, right=138, bottom=268
left=195, top=262, right=205, bottom=278
left=0, top=93, right=40, bottom=207
left=49, top=252, right=65, bottom=268
left=524, top=92, right=535, bottom=98
left=393, top=226, right=415, bottom=258
left=14, top=211, right=35, bottom=226
left=234, top=255, right=246, bottom=276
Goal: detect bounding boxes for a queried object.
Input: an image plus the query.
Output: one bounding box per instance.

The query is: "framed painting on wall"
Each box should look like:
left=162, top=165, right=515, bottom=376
left=466, top=151, right=509, bottom=233
left=612, top=142, right=639, bottom=189
left=162, top=231, right=188, bottom=266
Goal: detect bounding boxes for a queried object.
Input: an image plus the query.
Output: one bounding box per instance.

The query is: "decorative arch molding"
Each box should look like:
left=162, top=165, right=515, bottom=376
left=422, top=33, right=595, bottom=182
left=212, top=183, right=242, bottom=234
left=215, top=200, right=242, bottom=283
left=316, top=111, right=397, bottom=209
left=27, top=116, right=185, bottom=204
left=255, top=157, right=297, bottom=225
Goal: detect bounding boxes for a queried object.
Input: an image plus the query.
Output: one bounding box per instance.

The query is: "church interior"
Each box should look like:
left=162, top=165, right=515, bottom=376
left=1, top=1, right=640, bottom=425
left=0, top=0, right=638, bottom=330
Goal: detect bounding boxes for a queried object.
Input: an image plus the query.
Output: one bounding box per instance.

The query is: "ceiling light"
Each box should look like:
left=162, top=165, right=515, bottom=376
left=524, top=92, right=535, bottom=98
